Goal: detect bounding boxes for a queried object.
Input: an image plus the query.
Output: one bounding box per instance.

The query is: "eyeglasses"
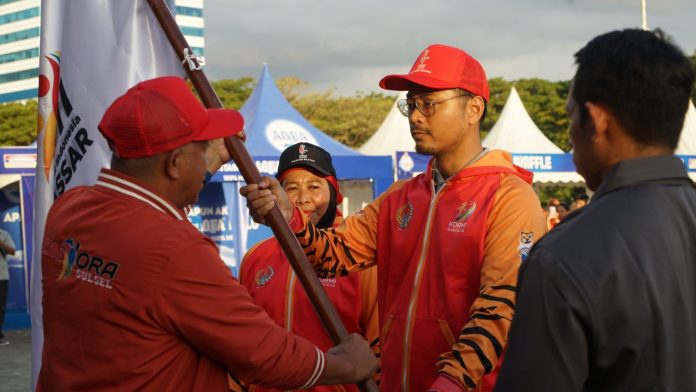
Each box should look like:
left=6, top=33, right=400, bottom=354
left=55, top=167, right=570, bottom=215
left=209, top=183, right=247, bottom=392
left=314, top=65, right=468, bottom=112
left=397, top=93, right=473, bottom=117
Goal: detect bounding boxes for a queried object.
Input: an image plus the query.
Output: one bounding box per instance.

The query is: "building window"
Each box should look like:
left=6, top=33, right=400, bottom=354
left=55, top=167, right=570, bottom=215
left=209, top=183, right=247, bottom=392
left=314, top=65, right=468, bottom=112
left=176, top=6, right=203, bottom=17
left=0, top=68, right=39, bottom=83
left=0, top=27, right=40, bottom=45
left=0, top=48, right=39, bottom=65
left=191, top=47, right=204, bottom=57
left=181, top=26, right=204, bottom=37
left=0, top=7, right=39, bottom=24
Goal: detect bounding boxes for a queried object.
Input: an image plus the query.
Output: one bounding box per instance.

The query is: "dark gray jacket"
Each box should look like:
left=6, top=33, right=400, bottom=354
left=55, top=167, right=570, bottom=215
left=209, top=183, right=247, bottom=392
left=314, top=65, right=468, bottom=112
left=496, top=155, right=696, bottom=392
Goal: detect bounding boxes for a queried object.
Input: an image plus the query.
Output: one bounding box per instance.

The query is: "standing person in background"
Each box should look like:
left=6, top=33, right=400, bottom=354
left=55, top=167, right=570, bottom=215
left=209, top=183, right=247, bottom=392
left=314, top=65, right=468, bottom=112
left=546, top=198, right=561, bottom=229
left=242, top=44, right=547, bottom=392
left=39, top=76, right=378, bottom=391
left=572, top=193, right=589, bottom=210
left=0, top=227, right=16, bottom=346
left=233, top=142, right=380, bottom=392
left=555, top=203, right=570, bottom=224
left=496, top=29, right=696, bottom=391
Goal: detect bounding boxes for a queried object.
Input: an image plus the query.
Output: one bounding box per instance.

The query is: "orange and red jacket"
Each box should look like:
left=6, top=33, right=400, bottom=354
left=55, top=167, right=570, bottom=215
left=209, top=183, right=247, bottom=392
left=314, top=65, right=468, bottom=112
left=289, top=150, right=547, bottom=392
left=234, top=215, right=380, bottom=392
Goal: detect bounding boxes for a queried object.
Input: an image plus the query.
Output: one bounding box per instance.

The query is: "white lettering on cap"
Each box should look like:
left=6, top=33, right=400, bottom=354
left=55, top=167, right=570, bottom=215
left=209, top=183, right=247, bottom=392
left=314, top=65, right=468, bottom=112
left=265, top=119, right=318, bottom=152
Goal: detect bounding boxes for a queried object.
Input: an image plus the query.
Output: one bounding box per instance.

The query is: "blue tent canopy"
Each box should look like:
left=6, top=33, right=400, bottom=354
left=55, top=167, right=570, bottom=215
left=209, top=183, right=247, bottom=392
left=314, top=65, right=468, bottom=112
left=239, top=64, right=359, bottom=156
left=201, top=65, right=392, bottom=275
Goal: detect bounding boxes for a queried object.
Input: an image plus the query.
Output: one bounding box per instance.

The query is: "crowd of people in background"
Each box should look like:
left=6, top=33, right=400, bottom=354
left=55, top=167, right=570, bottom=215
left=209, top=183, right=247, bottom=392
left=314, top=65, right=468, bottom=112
left=544, top=193, right=589, bottom=230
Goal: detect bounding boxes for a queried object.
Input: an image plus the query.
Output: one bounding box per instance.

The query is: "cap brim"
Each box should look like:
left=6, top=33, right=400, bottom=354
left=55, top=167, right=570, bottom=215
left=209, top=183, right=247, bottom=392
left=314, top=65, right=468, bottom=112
left=278, top=162, right=333, bottom=178
left=379, top=73, right=456, bottom=91
left=193, top=108, right=244, bottom=141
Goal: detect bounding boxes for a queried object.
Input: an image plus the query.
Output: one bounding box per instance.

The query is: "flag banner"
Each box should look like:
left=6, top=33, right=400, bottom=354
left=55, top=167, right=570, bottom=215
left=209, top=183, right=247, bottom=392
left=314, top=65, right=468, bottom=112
left=32, top=0, right=184, bottom=388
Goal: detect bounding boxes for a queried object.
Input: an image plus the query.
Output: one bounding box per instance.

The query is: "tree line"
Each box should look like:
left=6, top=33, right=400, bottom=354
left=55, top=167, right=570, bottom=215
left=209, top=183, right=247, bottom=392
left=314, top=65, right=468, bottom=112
left=2, top=51, right=694, bottom=149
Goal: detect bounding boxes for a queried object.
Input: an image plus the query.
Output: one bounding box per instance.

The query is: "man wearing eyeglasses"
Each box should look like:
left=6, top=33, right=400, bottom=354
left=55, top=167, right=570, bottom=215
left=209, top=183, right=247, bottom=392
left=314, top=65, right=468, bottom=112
left=241, top=44, right=546, bottom=392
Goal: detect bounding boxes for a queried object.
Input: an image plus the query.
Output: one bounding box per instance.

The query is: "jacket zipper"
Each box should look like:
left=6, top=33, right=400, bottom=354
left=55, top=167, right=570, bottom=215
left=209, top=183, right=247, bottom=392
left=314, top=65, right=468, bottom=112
left=401, top=182, right=444, bottom=391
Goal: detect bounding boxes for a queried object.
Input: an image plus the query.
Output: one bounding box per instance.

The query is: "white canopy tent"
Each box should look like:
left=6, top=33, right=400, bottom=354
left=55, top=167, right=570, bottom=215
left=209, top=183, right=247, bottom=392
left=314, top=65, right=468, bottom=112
left=359, top=91, right=414, bottom=155
left=482, top=87, right=584, bottom=184
left=676, top=100, right=696, bottom=155
left=676, top=100, right=696, bottom=180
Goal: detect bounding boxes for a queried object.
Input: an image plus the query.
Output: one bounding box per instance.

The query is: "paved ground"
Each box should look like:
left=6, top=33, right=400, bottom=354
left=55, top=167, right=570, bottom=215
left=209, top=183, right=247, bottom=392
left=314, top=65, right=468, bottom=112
left=0, top=329, right=32, bottom=392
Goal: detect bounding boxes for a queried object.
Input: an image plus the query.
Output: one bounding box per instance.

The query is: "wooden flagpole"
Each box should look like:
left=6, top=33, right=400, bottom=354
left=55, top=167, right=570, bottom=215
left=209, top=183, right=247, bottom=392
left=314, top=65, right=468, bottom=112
left=146, top=1, right=378, bottom=391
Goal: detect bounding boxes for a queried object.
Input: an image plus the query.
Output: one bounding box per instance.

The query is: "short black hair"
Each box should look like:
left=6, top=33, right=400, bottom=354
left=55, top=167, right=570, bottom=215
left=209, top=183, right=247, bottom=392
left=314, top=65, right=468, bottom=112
left=573, top=28, right=695, bottom=150
left=575, top=193, right=589, bottom=202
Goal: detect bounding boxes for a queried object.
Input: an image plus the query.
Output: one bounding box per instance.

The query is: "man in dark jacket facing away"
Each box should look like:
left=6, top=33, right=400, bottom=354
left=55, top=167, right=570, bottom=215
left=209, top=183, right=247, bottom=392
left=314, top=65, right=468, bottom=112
left=496, top=29, right=696, bottom=391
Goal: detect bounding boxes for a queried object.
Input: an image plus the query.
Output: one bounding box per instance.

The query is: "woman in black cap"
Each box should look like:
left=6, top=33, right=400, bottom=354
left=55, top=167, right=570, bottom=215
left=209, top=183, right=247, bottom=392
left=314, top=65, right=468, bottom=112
left=232, top=143, right=380, bottom=392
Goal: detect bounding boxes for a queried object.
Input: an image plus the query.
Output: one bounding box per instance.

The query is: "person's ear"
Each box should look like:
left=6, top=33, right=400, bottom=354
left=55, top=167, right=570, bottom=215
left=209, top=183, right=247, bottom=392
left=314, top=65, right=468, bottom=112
left=467, top=96, right=485, bottom=125
left=164, top=148, right=183, bottom=180
left=585, top=102, right=610, bottom=141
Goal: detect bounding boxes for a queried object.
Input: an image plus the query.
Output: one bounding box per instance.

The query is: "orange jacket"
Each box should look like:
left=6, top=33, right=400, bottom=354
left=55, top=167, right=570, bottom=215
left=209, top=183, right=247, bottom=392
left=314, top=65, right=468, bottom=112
left=289, top=150, right=547, bottom=392
left=235, top=215, right=380, bottom=392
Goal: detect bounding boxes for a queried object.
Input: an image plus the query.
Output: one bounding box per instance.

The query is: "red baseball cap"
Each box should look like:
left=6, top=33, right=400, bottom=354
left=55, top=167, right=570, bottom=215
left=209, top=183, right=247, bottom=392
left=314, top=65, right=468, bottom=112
left=98, top=76, right=244, bottom=158
left=379, top=44, right=490, bottom=102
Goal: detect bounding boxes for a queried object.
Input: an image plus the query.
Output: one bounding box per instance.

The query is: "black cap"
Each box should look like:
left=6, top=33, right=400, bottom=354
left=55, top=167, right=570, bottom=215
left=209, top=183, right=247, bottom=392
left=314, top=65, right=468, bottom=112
left=276, top=142, right=336, bottom=178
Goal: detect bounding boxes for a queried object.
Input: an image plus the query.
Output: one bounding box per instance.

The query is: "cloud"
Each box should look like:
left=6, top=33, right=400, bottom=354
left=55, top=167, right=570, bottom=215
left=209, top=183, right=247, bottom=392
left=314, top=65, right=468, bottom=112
left=203, top=0, right=696, bottom=95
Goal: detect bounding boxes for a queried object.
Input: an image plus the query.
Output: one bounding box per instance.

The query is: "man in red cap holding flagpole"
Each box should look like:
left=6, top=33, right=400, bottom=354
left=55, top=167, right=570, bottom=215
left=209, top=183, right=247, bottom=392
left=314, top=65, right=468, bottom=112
left=39, top=76, right=378, bottom=391
left=242, top=44, right=546, bottom=391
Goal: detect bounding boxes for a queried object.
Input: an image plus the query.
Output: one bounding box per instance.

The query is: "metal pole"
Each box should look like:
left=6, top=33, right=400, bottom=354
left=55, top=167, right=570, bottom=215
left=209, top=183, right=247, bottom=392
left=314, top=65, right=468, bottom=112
left=145, top=1, right=378, bottom=391
left=641, top=0, right=648, bottom=31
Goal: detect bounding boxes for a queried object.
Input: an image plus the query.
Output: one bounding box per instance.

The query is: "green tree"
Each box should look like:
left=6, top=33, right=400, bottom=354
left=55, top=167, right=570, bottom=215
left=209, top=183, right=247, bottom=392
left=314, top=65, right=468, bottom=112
left=275, top=76, right=394, bottom=148
left=0, top=100, right=38, bottom=146
left=211, top=78, right=255, bottom=109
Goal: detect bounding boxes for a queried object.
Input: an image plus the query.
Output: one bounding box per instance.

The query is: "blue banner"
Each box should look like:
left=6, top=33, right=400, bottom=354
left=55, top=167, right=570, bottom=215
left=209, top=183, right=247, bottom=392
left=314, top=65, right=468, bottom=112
left=397, top=151, right=696, bottom=180
left=677, top=155, right=696, bottom=172
left=0, top=181, right=25, bottom=310
left=511, top=154, right=577, bottom=172
left=190, top=182, right=239, bottom=274
left=0, top=148, right=37, bottom=175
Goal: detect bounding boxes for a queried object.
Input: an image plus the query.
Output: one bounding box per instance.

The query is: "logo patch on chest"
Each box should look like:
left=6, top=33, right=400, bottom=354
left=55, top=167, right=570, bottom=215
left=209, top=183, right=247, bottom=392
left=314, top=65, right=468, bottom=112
left=447, top=201, right=477, bottom=233
left=395, top=201, right=414, bottom=230
left=255, top=266, right=275, bottom=288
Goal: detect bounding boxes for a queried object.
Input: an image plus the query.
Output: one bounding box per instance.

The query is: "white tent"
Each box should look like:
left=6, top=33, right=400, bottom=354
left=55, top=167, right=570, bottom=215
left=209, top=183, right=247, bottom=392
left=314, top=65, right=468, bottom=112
left=359, top=91, right=414, bottom=155
left=676, top=100, right=696, bottom=155
left=676, top=100, right=696, bottom=181
left=482, top=87, right=583, bottom=184
left=483, top=86, right=563, bottom=154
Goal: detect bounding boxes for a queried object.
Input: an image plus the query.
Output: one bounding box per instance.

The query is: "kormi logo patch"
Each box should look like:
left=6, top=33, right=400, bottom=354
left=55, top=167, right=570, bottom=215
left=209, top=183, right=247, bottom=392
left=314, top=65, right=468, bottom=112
left=447, top=201, right=476, bottom=233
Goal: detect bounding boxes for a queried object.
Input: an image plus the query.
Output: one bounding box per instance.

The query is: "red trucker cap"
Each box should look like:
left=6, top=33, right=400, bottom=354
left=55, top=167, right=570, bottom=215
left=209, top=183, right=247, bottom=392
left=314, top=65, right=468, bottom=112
left=98, top=76, right=244, bottom=158
left=379, top=44, right=490, bottom=102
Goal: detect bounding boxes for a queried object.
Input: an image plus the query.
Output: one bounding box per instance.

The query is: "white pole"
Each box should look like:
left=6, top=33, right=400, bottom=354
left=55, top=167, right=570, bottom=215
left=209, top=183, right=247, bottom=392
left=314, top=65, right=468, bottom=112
left=641, top=0, right=648, bottom=30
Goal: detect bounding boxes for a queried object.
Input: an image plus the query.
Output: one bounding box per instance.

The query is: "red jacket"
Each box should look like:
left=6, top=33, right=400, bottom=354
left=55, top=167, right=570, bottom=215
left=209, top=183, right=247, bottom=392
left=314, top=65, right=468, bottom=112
left=290, top=151, right=547, bottom=391
left=40, top=169, right=325, bottom=391
left=236, top=217, right=380, bottom=392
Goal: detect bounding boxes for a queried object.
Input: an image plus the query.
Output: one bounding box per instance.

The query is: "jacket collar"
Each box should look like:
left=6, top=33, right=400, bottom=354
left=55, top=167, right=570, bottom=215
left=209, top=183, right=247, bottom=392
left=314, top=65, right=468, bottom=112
left=94, top=168, right=187, bottom=221
left=593, top=155, right=692, bottom=200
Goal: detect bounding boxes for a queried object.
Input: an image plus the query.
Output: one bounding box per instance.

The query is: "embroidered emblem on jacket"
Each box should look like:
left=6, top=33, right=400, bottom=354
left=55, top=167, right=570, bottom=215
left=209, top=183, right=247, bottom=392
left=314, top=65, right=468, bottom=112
left=255, top=266, right=275, bottom=288
left=395, top=201, right=414, bottom=230
left=447, top=201, right=477, bottom=233
left=518, top=231, right=534, bottom=262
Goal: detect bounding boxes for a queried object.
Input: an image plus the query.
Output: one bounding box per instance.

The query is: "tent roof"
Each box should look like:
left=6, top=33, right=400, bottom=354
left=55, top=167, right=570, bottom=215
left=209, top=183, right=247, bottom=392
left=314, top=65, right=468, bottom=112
left=482, top=87, right=564, bottom=154
left=239, top=64, right=359, bottom=156
left=676, top=100, right=696, bottom=155
left=359, top=91, right=414, bottom=155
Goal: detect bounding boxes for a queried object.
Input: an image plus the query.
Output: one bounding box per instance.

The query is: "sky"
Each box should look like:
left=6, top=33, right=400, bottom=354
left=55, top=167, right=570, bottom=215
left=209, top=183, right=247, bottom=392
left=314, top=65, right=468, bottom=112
left=203, top=0, right=696, bottom=96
